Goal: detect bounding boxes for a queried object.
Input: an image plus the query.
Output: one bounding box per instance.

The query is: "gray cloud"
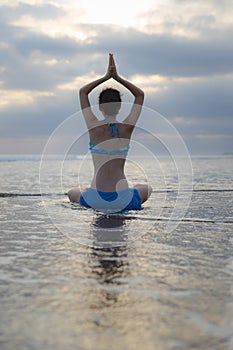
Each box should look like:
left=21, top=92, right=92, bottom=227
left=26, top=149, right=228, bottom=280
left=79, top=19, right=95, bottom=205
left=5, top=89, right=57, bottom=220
left=0, top=3, right=65, bottom=21
left=0, top=90, right=77, bottom=138
left=1, top=15, right=233, bottom=91
left=0, top=1, right=233, bottom=155
left=147, top=76, right=233, bottom=120
left=91, top=26, right=233, bottom=77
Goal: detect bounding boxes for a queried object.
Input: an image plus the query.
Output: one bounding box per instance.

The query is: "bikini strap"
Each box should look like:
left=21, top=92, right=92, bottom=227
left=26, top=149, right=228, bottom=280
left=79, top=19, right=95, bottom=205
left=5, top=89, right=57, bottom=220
left=105, top=118, right=122, bottom=141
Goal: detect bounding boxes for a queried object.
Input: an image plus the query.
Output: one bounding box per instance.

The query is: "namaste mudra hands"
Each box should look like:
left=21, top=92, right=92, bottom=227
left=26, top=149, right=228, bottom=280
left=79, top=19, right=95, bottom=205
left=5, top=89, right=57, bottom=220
left=105, top=53, right=119, bottom=79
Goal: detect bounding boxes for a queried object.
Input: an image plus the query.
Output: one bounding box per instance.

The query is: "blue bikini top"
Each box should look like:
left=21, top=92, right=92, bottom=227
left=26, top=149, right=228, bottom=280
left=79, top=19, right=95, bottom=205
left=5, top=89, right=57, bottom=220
left=89, top=142, right=129, bottom=155
left=89, top=118, right=130, bottom=155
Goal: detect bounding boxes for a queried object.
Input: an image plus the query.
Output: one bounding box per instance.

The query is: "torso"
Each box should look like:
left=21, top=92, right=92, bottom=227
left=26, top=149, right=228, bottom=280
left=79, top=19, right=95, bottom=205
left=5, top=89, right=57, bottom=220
left=89, top=120, right=133, bottom=192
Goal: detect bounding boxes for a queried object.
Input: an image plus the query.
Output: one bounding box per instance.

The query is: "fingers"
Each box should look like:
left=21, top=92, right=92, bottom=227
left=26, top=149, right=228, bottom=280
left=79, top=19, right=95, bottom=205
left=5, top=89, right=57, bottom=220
left=109, top=53, right=114, bottom=66
left=108, top=53, right=112, bottom=66
left=111, top=54, right=116, bottom=66
left=107, top=53, right=118, bottom=78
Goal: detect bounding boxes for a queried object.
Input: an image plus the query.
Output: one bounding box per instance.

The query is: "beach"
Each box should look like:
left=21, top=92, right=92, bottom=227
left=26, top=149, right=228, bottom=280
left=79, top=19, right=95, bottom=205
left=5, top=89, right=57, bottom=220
left=0, top=155, right=232, bottom=350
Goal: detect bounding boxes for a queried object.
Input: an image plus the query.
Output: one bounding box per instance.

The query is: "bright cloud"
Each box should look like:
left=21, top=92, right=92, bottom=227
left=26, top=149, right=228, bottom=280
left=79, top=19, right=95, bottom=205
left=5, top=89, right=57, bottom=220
left=0, top=0, right=233, bottom=155
left=77, top=0, right=155, bottom=26
left=135, top=0, right=233, bottom=37
left=0, top=89, right=54, bottom=107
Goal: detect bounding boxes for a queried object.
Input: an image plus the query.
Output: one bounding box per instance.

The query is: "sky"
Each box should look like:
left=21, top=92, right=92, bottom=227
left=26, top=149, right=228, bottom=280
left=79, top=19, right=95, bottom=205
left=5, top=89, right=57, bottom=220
left=0, top=0, right=233, bottom=155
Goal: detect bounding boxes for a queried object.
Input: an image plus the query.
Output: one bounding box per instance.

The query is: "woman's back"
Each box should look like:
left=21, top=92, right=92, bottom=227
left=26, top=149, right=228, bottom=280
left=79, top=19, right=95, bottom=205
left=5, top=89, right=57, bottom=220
left=89, top=120, right=132, bottom=191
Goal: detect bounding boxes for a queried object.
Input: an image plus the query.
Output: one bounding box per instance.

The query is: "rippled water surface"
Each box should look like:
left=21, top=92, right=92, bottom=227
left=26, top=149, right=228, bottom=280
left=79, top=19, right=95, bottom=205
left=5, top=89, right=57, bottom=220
left=0, top=156, right=233, bottom=350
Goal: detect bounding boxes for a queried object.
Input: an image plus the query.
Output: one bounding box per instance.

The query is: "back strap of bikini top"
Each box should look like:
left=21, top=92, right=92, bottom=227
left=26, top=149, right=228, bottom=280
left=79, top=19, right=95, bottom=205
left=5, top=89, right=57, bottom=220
left=105, top=118, right=122, bottom=140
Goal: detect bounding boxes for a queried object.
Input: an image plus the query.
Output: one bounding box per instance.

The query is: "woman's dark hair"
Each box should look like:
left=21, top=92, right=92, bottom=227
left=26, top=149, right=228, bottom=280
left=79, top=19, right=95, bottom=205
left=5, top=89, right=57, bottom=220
left=99, top=88, right=121, bottom=116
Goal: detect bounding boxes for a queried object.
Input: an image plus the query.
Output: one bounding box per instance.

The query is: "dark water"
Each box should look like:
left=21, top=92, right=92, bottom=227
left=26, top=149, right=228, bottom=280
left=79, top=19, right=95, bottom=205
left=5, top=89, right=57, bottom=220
left=0, top=156, right=232, bottom=350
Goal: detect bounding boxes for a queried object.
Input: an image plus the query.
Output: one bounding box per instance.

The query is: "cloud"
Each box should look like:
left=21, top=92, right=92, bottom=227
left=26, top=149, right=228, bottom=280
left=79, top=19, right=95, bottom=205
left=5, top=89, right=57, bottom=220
left=1, top=5, right=233, bottom=93
left=0, top=2, right=64, bottom=21
left=0, top=0, right=233, bottom=155
left=91, top=26, right=233, bottom=77
left=136, top=0, right=233, bottom=37
left=0, top=89, right=54, bottom=107
left=146, top=74, right=233, bottom=119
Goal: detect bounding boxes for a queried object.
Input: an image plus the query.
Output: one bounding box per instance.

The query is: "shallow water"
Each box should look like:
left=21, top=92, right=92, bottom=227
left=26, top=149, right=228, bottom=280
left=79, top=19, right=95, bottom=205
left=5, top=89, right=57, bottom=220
left=0, top=156, right=233, bottom=350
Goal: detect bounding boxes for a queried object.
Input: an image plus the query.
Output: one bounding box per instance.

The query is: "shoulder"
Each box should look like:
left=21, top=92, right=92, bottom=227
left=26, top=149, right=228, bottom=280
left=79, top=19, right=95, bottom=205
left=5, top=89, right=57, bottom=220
left=117, top=121, right=134, bottom=138
left=88, top=120, right=105, bottom=137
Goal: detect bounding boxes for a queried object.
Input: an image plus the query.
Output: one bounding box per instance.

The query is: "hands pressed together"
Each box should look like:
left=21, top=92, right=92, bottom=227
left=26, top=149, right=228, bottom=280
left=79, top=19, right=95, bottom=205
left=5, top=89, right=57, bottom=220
left=79, top=52, right=144, bottom=123
left=105, top=53, right=119, bottom=79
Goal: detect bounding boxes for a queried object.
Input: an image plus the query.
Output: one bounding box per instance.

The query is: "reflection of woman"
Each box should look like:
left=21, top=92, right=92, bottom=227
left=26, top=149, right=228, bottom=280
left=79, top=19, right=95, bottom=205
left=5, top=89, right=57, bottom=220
left=68, top=53, right=152, bottom=212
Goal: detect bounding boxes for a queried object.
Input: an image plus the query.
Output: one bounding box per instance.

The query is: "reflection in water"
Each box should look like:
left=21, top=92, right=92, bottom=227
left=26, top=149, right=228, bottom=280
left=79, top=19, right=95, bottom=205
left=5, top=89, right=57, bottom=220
left=87, top=214, right=130, bottom=308
left=90, top=246, right=129, bottom=308
left=93, top=214, right=126, bottom=229
left=91, top=213, right=128, bottom=248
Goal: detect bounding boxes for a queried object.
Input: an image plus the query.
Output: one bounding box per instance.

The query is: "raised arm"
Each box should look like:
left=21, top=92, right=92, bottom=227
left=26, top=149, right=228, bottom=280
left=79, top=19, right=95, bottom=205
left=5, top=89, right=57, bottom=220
left=79, top=55, right=113, bottom=128
left=111, top=55, right=144, bottom=127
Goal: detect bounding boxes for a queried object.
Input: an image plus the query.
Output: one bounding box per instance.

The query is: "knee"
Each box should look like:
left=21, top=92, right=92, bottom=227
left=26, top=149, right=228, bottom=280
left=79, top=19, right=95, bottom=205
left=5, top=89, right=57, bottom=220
left=67, top=188, right=80, bottom=202
left=143, top=184, right=152, bottom=201
left=134, top=183, right=152, bottom=203
left=147, top=184, right=153, bottom=197
left=67, top=189, right=74, bottom=202
left=134, top=183, right=152, bottom=198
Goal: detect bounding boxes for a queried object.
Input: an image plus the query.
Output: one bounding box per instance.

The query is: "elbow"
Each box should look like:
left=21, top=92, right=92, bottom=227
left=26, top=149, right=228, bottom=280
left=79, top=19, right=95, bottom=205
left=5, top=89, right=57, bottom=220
left=139, top=90, right=144, bottom=104
left=138, top=88, right=144, bottom=99
left=134, top=93, right=144, bottom=106
left=79, top=86, right=90, bottom=97
left=79, top=87, right=86, bottom=98
left=135, top=89, right=144, bottom=101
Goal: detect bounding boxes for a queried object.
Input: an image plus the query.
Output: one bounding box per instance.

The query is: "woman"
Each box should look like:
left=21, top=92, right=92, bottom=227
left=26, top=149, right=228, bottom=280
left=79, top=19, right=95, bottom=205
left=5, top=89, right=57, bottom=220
left=68, top=53, right=152, bottom=213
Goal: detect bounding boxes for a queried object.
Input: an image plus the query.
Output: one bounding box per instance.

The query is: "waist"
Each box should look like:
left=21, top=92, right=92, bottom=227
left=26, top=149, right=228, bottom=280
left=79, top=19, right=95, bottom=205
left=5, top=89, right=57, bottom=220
left=91, top=178, right=128, bottom=192
left=89, top=187, right=130, bottom=194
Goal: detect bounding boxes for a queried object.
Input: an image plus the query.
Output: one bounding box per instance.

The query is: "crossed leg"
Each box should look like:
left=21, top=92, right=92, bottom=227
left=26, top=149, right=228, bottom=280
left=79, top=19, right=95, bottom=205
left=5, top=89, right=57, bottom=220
left=133, top=183, right=153, bottom=204
left=67, top=184, right=152, bottom=204
left=67, top=188, right=82, bottom=203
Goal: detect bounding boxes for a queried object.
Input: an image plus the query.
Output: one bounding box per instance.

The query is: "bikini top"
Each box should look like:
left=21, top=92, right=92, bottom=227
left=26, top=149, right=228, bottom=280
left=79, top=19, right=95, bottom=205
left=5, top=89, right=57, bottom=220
left=89, top=142, right=129, bottom=155
left=89, top=118, right=130, bottom=155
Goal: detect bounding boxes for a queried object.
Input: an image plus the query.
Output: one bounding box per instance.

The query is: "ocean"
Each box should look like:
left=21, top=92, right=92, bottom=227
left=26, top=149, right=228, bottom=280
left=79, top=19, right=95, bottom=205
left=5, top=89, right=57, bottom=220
left=0, top=155, right=232, bottom=350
